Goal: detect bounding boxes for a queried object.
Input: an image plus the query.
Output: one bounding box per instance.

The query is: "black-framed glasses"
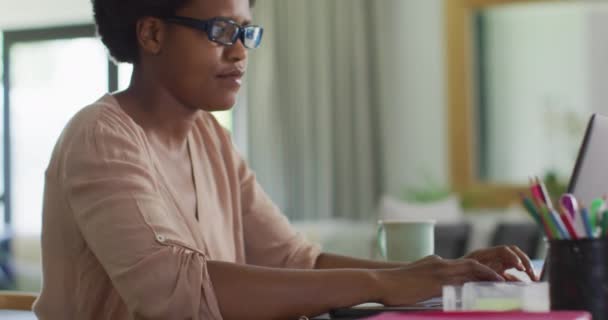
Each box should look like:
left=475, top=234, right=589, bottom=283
left=164, top=16, right=264, bottom=49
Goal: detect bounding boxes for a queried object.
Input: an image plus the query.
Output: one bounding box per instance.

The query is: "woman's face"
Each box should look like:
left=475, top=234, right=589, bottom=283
left=155, top=0, right=252, bottom=111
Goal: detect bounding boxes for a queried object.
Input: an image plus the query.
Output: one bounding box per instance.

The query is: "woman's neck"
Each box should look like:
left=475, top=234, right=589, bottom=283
left=113, top=69, right=200, bottom=153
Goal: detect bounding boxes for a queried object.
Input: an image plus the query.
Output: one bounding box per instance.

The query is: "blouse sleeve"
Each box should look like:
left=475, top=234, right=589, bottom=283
left=228, top=138, right=322, bottom=269
left=62, top=120, right=223, bottom=320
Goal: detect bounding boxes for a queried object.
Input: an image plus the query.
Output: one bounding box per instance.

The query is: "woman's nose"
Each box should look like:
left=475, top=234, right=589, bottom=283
left=225, top=38, right=248, bottom=62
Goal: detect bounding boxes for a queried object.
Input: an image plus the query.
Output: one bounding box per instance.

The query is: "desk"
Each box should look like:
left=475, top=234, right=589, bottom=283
left=312, top=315, right=358, bottom=320
left=315, top=311, right=592, bottom=320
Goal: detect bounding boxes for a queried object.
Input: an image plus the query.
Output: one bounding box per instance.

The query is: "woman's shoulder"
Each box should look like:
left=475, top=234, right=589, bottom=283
left=54, top=94, right=147, bottom=154
left=64, top=94, right=141, bottom=139
left=48, top=95, right=147, bottom=173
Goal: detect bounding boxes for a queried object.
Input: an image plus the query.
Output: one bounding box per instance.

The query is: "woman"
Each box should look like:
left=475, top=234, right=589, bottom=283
left=33, top=0, right=536, bottom=319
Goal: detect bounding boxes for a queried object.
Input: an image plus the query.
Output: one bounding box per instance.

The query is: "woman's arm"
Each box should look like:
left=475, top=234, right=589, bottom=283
left=315, top=247, right=538, bottom=281
left=207, top=257, right=503, bottom=320
left=208, top=261, right=377, bottom=320
left=314, top=252, right=408, bottom=269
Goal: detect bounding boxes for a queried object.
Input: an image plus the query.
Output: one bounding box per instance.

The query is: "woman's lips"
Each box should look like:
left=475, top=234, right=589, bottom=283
left=217, top=70, right=244, bottom=87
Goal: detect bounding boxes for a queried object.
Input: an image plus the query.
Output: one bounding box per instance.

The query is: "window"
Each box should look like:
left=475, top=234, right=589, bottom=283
left=10, top=37, right=108, bottom=236
left=4, top=27, right=236, bottom=239
left=2, top=25, right=107, bottom=290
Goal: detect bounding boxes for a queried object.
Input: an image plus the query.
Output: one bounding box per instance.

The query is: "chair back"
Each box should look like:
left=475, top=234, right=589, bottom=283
left=434, top=223, right=471, bottom=259
left=0, top=291, right=37, bottom=310
left=491, top=222, right=542, bottom=258
left=0, top=234, right=15, bottom=289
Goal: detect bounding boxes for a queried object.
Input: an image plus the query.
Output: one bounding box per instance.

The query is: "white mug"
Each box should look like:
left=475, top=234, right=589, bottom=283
left=377, top=219, right=435, bottom=262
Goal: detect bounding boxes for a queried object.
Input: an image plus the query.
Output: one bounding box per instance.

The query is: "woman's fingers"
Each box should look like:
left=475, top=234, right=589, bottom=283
left=448, top=259, right=505, bottom=282
left=487, top=246, right=536, bottom=282
left=508, top=245, right=537, bottom=281
left=503, top=272, right=523, bottom=282
left=495, top=246, right=523, bottom=270
left=469, top=260, right=505, bottom=282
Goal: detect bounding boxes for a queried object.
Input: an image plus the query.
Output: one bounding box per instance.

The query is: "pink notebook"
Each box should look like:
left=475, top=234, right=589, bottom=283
left=364, top=311, right=591, bottom=320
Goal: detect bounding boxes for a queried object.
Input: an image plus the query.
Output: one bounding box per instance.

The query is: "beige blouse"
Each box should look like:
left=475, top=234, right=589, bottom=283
left=33, top=94, right=321, bottom=320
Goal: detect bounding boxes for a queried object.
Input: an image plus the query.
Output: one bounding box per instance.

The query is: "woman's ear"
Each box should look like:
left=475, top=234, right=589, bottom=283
left=135, top=17, right=165, bottom=56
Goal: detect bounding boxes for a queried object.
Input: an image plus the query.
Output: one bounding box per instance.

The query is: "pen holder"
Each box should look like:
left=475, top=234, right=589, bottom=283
left=548, top=238, right=608, bottom=320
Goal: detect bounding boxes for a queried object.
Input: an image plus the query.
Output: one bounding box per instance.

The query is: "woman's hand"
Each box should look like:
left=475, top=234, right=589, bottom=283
left=464, top=245, right=537, bottom=281
left=374, top=255, right=504, bottom=306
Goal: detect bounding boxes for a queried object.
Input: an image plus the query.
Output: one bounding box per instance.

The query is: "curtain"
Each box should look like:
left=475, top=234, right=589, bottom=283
left=246, top=0, right=381, bottom=220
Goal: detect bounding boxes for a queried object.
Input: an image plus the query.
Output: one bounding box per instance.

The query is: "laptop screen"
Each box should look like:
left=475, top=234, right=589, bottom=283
left=568, top=113, right=608, bottom=205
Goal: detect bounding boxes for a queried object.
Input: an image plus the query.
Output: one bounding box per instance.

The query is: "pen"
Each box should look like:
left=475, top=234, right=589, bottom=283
left=527, top=183, right=557, bottom=239
left=520, top=193, right=544, bottom=228
left=539, top=212, right=556, bottom=240
left=540, top=205, right=560, bottom=239
left=549, top=209, right=569, bottom=239
left=531, top=180, right=549, bottom=209
left=580, top=207, right=594, bottom=238
left=536, top=176, right=555, bottom=210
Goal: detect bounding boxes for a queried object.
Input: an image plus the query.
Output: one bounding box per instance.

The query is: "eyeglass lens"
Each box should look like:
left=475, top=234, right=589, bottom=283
left=209, top=19, right=262, bottom=49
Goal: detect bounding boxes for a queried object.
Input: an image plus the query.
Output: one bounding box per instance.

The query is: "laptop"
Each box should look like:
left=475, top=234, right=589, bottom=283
left=567, top=113, right=608, bottom=206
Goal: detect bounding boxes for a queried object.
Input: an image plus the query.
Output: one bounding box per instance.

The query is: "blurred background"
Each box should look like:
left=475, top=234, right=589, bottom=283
left=0, top=0, right=607, bottom=292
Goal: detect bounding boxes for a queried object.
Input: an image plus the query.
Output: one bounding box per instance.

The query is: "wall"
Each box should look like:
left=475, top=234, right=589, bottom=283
left=372, top=0, right=448, bottom=197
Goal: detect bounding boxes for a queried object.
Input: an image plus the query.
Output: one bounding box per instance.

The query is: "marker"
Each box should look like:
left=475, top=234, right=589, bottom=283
left=559, top=194, right=578, bottom=219
left=559, top=204, right=579, bottom=240
left=589, top=198, right=605, bottom=232
left=602, top=210, right=608, bottom=237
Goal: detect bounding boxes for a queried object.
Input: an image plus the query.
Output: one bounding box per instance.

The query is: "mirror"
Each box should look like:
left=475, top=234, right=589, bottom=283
left=446, top=0, right=608, bottom=207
